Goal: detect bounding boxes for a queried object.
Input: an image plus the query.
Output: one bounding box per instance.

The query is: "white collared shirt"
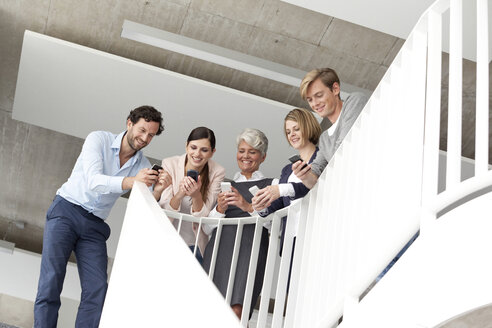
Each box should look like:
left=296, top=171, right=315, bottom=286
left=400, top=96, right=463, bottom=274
left=57, top=130, right=150, bottom=219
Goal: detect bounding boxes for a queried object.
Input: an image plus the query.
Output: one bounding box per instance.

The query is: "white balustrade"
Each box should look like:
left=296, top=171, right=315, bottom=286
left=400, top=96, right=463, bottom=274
left=104, top=0, right=490, bottom=326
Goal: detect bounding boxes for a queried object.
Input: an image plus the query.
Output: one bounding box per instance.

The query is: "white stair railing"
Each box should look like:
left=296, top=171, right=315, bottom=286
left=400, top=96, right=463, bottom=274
left=104, top=0, right=489, bottom=326
left=100, top=182, right=241, bottom=327
left=285, top=0, right=490, bottom=327
left=283, top=19, right=428, bottom=328
left=163, top=207, right=293, bottom=327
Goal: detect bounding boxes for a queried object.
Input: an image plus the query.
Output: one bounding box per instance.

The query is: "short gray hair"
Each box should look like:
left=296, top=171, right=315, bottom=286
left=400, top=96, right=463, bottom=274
left=236, top=128, right=269, bottom=156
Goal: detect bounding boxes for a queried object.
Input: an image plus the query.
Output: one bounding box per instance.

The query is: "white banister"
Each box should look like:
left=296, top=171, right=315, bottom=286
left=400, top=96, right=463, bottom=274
left=240, top=217, right=263, bottom=326
left=475, top=0, right=489, bottom=176
left=421, top=6, right=443, bottom=224
left=225, top=222, right=244, bottom=305
left=446, top=0, right=463, bottom=188
left=255, top=214, right=281, bottom=327
left=209, top=220, right=223, bottom=280
left=104, top=1, right=490, bottom=327
left=100, top=182, right=241, bottom=327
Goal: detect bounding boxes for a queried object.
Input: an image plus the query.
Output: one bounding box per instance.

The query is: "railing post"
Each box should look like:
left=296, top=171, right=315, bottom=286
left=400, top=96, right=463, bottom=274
left=446, top=0, right=463, bottom=188
left=421, top=7, right=443, bottom=232
left=475, top=0, right=489, bottom=176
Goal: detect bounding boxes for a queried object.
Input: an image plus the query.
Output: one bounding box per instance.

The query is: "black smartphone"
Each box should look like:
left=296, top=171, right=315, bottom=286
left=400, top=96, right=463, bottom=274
left=288, top=154, right=307, bottom=169
left=151, top=164, right=162, bottom=174
left=186, top=169, right=199, bottom=182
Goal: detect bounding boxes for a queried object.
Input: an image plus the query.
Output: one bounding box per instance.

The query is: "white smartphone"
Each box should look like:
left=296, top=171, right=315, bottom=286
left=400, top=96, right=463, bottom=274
left=249, top=185, right=260, bottom=196
left=221, top=182, right=231, bottom=193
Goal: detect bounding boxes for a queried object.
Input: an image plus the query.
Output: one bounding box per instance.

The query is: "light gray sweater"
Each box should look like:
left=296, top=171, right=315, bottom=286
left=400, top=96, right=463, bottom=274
left=311, top=92, right=369, bottom=177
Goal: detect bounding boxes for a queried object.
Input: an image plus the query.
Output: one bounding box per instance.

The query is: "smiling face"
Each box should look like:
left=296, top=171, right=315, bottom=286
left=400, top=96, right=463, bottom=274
left=236, top=140, right=265, bottom=177
left=126, top=118, right=160, bottom=151
left=185, top=138, right=215, bottom=172
left=285, top=119, right=306, bottom=150
left=305, top=78, right=342, bottom=123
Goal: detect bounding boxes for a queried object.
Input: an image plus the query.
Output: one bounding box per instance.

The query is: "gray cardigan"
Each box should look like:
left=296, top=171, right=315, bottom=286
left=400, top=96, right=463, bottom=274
left=311, top=92, right=369, bottom=177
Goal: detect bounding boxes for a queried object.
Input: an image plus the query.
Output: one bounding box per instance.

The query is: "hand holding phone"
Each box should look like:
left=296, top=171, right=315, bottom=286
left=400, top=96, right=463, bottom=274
left=289, top=154, right=307, bottom=169
left=151, top=164, right=163, bottom=175
left=186, top=169, right=199, bottom=182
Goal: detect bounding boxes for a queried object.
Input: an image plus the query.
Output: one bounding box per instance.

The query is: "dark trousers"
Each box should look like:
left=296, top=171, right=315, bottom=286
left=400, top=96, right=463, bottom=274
left=34, top=195, right=111, bottom=328
left=189, top=245, right=204, bottom=265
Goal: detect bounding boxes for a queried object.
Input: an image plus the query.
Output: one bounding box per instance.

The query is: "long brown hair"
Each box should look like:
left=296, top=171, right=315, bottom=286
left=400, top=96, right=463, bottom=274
left=186, top=127, right=216, bottom=201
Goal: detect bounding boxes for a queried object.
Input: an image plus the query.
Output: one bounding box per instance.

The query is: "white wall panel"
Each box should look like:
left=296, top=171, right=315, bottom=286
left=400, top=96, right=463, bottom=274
left=12, top=31, right=294, bottom=178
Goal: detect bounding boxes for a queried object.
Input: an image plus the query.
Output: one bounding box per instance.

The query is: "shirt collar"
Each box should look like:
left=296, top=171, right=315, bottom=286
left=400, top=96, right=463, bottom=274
left=112, top=131, right=143, bottom=165
left=233, top=170, right=265, bottom=182
left=111, top=131, right=126, bottom=150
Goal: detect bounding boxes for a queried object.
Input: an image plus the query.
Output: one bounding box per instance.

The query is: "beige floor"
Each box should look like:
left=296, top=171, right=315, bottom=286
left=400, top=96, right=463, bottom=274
left=437, top=304, right=492, bottom=328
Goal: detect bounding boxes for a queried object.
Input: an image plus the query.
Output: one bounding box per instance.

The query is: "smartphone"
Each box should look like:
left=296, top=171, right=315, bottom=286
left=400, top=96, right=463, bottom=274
left=151, top=164, right=163, bottom=174
left=220, top=182, right=231, bottom=193
left=186, top=169, right=199, bottom=182
left=249, top=185, right=260, bottom=196
left=288, top=154, right=307, bottom=169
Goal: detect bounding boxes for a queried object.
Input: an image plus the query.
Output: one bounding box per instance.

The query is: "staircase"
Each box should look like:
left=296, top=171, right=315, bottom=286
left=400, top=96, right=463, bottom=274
left=285, top=0, right=491, bottom=327
left=101, top=0, right=490, bottom=327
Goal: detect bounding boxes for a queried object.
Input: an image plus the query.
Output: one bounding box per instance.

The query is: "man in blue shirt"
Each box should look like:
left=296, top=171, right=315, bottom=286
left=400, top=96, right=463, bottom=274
left=34, top=105, right=166, bottom=328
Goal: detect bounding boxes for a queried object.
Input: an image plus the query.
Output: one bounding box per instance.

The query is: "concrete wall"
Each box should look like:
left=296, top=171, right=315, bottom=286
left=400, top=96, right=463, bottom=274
left=0, top=197, right=127, bottom=328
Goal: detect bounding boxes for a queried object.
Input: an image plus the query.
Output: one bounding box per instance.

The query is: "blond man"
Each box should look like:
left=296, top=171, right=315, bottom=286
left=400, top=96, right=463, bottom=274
left=293, top=68, right=368, bottom=188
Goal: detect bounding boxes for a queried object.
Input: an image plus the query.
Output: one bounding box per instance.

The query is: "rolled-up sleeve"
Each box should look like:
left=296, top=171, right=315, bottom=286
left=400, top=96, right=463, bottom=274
left=82, top=132, right=124, bottom=194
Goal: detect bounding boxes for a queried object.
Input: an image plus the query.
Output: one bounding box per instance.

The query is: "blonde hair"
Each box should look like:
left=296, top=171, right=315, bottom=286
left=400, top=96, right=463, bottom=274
left=284, top=108, right=322, bottom=145
left=300, top=68, right=341, bottom=100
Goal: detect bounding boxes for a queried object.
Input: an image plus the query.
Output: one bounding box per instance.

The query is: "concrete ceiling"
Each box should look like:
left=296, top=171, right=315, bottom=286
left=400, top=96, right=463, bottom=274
left=283, top=0, right=492, bottom=62
left=0, top=0, right=490, bottom=256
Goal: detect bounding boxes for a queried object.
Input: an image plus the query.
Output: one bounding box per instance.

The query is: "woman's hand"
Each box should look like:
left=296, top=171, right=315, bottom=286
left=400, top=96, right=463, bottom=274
left=252, top=185, right=279, bottom=210
left=180, top=175, right=202, bottom=198
left=216, top=191, right=230, bottom=214
left=226, top=186, right=253, bottom=213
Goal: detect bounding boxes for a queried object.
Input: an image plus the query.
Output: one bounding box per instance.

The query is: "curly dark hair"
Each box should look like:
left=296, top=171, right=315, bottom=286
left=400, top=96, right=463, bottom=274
left=127, top=105, right=164, bottom=135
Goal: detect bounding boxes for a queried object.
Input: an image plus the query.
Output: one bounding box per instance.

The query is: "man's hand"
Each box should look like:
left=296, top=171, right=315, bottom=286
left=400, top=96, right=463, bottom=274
left=123, top=168, right=159, bottom=190
left=292, top=161, right=318, bottom=189
left=252, top=185, right=280, bottom=211
left=135, top=168, right=159, bottom=187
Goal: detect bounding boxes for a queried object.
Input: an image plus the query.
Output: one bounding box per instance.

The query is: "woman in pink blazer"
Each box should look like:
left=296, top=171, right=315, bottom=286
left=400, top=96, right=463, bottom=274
left=154, top=127, right=225, bottom=263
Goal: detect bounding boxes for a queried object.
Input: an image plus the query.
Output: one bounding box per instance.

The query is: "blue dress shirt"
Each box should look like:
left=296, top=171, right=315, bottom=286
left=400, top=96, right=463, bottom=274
left=57, top=130, right=151, bottom=219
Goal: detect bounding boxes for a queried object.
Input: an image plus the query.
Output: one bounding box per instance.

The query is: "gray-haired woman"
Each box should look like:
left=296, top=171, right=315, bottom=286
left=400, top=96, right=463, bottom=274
left=202, top=128, right=277, bottom=320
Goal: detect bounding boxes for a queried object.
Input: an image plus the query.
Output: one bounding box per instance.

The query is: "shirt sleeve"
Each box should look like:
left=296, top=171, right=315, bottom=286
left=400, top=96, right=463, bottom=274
left=203, top=205, right=226, bottom=234
left=310, top=142, right=329, bottom=177
left=81, top=132, right=125, bottom=194
left=278, top=183, right=295, bottom=198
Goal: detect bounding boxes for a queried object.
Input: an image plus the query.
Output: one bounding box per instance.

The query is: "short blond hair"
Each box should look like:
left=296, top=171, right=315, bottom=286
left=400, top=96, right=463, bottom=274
left=284, top=108, right=322, bottom=145
left=300, top=68, right=341, bottom=100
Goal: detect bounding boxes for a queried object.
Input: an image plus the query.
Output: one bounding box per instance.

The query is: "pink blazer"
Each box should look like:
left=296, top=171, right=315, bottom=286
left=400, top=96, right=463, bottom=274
left=158, top=154, right=225, bottom=252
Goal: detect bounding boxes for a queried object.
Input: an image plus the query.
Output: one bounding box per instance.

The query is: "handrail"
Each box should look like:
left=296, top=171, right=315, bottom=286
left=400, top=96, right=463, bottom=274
left=105, top=0, right=489, bottom=326
left=162, top=204, right=293, bottom=327
left=284, top=0, right=490, bottom=326
left=433, top=170, right=492, bottom=214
